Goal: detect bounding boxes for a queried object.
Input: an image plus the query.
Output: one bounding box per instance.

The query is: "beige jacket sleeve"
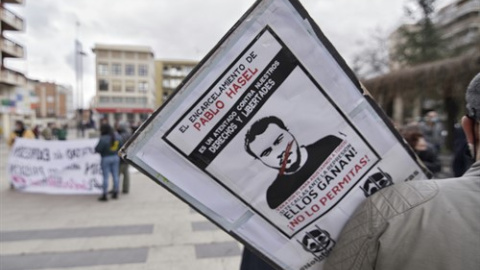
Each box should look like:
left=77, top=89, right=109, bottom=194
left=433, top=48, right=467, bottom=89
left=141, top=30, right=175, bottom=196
left=324, top=181, right=438, bottom=270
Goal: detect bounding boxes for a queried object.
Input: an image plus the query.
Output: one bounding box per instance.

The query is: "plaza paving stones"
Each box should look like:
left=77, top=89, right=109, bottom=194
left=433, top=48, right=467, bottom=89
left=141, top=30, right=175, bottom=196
left=194, top=241, right=242, bottom=259
left=1, top=247, right=149, bottom=270
left=0, top=140, right=243, bottom=270
left=0, top=224, right=154, bottom=242
left=191, top=221, right=221, bottom=232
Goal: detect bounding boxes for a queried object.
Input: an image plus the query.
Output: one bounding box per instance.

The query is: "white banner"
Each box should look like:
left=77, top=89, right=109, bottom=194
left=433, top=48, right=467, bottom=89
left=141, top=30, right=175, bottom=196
left=120, top=0, right=430, bottom=269
left=7, top=138, right=103, bottom=194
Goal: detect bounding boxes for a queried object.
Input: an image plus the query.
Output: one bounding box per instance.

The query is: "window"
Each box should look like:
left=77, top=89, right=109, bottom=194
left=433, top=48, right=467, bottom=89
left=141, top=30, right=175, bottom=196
left=138, top=65, right=148, bottom=76
left=137, top=97, right=147, bottom=104
left=112, top=97, right=123, bottom=103
left=126, top=97, right=136, bottom=104
left=112, top=80, right=122, bottom=92
left=98, top=63, right=108, bottom=75
left=138, top=81, right=148, bottom=92
left=99, top=96, right=110, bottom=103
left=127, top=113, right=135, bottom=122
left=99, top=79, right=109, bottom=91
left=163, top=78, right=182, bottom=88
left=125, top=64, right=135, bottom=76
left=46, top=96, right=55, bottom=103
left=125, top=80, right=135, bottom=92
left=111, top=63, right=122, bottom=75
left=114, top=113, right=122, bottom=121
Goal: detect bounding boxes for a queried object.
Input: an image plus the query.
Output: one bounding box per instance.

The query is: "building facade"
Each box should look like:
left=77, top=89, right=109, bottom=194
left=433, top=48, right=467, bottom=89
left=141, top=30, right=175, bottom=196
left=34, top=82, right=73, bottom=119
left=389, top=0, right=480, bottom=69
left=155, top=59, right=197, bottom=107
left=434, top=0, right=480, bottom=56
left=92, top=44, right=156, bottom=125
left=0, top=0, right=28, bottom=138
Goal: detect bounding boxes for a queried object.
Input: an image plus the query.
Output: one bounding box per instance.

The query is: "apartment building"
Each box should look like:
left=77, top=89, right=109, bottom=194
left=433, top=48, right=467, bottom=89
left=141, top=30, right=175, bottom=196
left=92, top=44, right=156, bottom=125
left=389, top=0, right=480, bottom=69
left=34, top=82, right=73, bottom=119
left=155, top=59, right=197, bottom=107
left=434, top=0, right=480, bottom=55
left=0, top=0, right=27, bottom=137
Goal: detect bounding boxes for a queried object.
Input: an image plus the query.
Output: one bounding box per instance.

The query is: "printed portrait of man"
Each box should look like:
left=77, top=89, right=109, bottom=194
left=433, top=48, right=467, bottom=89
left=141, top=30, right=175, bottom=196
left=244, top=116, right=343, bottom=209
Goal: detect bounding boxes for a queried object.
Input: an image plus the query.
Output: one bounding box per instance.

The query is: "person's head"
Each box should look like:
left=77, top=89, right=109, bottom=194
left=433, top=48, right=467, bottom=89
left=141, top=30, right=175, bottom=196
left=116, top=121, right=129, bottom=133
left=14, top=120, right=25, bottom=132
left=403, top=131, right=427, bottom=151
left=100, top=123, right=113, bottom=136
left=462, top=73, right=480, bottom=161
left=245, top=116, right=301, bottom=172
left=425, top=110, right=438, bottom=123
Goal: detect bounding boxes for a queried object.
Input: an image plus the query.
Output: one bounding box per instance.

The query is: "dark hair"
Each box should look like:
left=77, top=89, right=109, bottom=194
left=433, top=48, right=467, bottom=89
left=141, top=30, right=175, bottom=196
left=402, top=130, right=423, bottom=149
left=100, top=124, right=116, bottom=147
left=244, top=116, right=288, bottom=158
left=15, top=120, right=25, bottom=128
left=466, top=73, right=480, bottom=121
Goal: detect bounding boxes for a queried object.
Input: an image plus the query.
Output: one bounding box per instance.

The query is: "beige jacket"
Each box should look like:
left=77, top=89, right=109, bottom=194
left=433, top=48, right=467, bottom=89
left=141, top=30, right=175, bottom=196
left=324, top=161, right=480, bottom=270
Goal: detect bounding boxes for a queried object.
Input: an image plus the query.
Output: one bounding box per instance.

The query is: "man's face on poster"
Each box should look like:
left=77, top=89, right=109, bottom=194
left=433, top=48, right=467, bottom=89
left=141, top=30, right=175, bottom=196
left=249, top=123, right=300, bottom=171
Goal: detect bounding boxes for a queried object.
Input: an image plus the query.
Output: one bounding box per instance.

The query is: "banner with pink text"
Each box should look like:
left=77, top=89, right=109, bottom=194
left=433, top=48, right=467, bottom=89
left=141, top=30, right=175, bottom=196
left=7, top=138, right=102, bottom=194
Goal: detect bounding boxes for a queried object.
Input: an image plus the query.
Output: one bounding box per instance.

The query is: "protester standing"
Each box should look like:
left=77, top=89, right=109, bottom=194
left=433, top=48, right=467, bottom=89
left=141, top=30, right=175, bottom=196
left=57, top=124, right=68, bottom=141
left=95, top=123, right=122, bottom=201
left=8, top=120, right=35, bottom=147
left=324, top=73, right=480, bottom=270
left=32, top=125, right=40, bottom=139
left=419, top=110, right=444, bottom=153
left=115, top=121, right=131, bottom=194
left=41, top=123, right=54, bottom=140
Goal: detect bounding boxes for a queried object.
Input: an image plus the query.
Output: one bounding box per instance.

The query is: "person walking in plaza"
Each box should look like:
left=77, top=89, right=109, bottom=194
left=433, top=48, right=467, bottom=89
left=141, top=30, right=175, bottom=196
left=324, top=73, right=480, bottom=270
left=8, top=120, right=35, bottom=147
left=115, top=121, right=131, bottom=194
left=95, top=123, right=122, bottom=202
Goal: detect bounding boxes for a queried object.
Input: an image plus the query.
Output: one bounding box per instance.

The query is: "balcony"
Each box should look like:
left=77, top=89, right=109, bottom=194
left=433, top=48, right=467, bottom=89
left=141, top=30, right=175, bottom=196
left=435, top=0, right=480, bottom=27
left=0, top=7, right=24, bottom=31
left=441, top=18, right=480, bottom=39
left=0, top=67, right=26, bottom=86
left=1, top=37, right=24, bottom=58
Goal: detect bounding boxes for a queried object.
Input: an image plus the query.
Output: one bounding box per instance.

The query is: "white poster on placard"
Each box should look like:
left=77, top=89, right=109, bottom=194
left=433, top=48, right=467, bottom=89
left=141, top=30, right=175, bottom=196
left=7, top=138, right=103, bottom=194
left=121, top=0, right=430, bottom=269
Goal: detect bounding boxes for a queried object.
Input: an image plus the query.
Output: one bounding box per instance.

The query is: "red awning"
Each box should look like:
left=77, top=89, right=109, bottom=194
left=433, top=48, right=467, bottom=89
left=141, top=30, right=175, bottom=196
left=94, top=107, right=153, bottom=113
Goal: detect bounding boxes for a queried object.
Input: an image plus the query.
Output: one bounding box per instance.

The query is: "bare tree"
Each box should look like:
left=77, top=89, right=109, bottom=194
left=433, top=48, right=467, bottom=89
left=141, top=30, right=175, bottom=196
left=351, top=28, right=390, bottom=80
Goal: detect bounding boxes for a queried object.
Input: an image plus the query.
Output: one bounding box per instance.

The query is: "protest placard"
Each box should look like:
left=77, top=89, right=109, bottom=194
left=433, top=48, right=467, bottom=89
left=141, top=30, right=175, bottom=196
left=120, top=0, right=430, bottom=269
left=7, top=138, right=102, bottom=194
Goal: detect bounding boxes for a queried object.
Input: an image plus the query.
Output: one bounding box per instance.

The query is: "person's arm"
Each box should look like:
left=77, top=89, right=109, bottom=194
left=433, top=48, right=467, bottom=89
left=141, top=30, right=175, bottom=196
left=8, top=133, right=16, bottom=147
left=323, top=199, right=380, bottom=270
left=94, top=138, right=104, bottom=154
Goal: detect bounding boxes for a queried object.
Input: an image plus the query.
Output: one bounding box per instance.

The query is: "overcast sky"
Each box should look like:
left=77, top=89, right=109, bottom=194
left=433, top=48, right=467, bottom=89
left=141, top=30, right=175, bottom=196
left=4, top=0, right=453, bottom=107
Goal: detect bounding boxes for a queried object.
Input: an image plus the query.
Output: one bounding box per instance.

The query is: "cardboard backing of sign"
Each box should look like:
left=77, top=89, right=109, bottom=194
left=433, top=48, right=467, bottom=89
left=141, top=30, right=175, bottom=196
left=120, top=0, right=431, bottom=269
